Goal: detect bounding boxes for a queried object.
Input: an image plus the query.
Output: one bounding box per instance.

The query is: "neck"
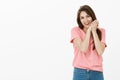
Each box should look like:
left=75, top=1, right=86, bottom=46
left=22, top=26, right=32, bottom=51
left=83, top=27, right=88, bottom=33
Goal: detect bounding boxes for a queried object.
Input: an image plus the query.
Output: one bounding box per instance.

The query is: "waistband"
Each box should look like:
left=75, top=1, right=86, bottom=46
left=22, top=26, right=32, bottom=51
left=74, top=67, right=103, bottom=73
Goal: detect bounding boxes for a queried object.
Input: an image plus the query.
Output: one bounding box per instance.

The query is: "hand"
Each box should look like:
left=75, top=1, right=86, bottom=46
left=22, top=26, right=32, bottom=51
left=87, top=25, right=92, bottom=32
left=90, top=20, right=99, bottom=31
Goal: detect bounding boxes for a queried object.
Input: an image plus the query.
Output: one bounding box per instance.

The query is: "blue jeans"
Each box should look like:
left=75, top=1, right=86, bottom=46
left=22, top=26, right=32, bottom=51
left=73, top=67, right=104, bottom=80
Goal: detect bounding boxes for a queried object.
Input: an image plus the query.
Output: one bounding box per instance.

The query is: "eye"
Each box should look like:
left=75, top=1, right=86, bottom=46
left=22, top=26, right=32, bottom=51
left=86, top=15, right=91, bottom=18
left=80, top=16, right=84, bottom=19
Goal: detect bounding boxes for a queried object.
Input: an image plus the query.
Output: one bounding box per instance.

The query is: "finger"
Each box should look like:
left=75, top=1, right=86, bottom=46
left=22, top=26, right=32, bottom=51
left=96, top=20, right=99, bottom=24
left=94, top=20, right=99, bottom=26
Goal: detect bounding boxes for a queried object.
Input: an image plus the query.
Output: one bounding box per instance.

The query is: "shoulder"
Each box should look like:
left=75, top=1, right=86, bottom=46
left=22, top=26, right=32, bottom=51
left=98, top=27, right=106, bottom=33
left=71, top=26, right=82, bottom=32
left=71, top=26, right=80, bottom=30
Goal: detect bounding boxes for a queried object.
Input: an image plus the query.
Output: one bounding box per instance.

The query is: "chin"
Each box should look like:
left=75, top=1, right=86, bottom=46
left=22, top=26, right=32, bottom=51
left=84, top=25, right=89, bottom=28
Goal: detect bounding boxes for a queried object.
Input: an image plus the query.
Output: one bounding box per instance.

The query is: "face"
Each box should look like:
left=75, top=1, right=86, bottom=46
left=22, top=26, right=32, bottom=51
left=80, top=11, right=93, bottom=29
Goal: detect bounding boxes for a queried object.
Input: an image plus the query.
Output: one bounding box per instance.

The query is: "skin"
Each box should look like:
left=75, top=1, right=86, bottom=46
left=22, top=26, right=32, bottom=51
left=73, top=11, right=106, bottom=56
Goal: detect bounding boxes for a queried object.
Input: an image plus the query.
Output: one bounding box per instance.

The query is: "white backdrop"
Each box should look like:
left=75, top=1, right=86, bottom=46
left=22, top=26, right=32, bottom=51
left=0, top=0, right=119, bottom=80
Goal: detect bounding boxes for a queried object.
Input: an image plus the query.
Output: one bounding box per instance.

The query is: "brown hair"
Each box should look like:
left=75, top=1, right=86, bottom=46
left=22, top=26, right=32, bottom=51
left=77, top=5, right=101, bottom=50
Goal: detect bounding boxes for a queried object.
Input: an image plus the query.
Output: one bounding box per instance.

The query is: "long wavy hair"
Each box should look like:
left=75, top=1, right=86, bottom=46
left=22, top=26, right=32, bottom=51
left=77, top=5, right=101, bottom=50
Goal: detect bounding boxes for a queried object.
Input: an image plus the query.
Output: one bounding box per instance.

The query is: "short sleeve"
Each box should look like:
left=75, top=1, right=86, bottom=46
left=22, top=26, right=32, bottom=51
left=101, top=28, right=107, bottom=47
left=70, top=27, right=81, bottom=43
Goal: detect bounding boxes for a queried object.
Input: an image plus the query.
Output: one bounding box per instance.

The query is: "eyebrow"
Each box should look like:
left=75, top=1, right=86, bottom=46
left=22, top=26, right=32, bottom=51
left=80, top=14, right=90, bottom=18
left=80, top=16, right=84, bottom=19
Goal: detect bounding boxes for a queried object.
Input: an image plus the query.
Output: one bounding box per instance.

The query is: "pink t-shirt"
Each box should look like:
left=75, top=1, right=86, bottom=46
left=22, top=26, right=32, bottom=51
left=70, top=27, right=107, bottom=72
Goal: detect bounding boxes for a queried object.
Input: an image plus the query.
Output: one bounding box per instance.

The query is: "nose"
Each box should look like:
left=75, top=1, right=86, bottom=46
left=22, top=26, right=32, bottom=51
left=83, top=17, right=89, bottom=23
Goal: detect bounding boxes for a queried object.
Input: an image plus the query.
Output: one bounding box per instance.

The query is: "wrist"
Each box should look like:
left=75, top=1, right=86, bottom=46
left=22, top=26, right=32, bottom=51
left=92, top=29, right=96, bottom=33
left=87, top=27, right=91, bottom=32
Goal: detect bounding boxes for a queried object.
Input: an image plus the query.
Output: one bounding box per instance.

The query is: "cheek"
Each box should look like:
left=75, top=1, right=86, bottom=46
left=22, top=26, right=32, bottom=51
left=80, top=19, right=84, bottom=24
left=88, top=18, right=93, bottom=22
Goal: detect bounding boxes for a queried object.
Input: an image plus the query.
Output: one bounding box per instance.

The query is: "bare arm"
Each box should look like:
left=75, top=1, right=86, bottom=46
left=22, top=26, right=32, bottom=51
left=73, top=27, right=91, bottom=53
left=92, top=30, right=106, bottom=55
left=91, top=20, right=106, bottom=55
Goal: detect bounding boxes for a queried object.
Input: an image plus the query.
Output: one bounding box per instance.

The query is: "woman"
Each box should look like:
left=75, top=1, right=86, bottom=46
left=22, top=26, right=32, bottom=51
left=70, top=5, right=107, bottom=80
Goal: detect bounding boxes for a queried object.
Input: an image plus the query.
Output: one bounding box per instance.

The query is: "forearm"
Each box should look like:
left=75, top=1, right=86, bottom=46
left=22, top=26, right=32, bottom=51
left=80, top=29, right=91, bottom=52
left=92, top=30, right=105, bottom=55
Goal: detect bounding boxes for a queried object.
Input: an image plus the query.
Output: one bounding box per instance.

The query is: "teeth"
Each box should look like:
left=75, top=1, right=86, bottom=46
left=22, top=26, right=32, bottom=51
left=85, top=23, right=89, bottom=25
left=84, top=22, right=89, bottom=24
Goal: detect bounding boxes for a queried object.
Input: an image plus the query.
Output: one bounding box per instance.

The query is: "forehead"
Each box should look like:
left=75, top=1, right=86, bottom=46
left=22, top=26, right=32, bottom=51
left=80, top=11, right=89, bottom=16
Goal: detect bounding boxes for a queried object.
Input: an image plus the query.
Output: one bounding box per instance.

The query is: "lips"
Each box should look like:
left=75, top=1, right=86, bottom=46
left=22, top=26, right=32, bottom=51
left=84, top=22, right=90, bottom=25
left=84, top=23, right=89, bottom=25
